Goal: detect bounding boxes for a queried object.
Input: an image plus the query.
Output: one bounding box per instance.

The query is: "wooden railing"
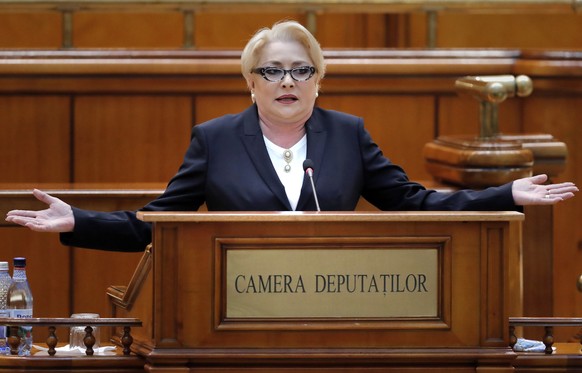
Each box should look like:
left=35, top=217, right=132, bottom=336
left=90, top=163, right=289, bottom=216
left=0, top=317, right=141, bottom=356
left=510, top=317, right=582, bottom=354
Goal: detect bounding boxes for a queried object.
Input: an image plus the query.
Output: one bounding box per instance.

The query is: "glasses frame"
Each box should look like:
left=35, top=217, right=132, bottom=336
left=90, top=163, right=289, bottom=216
left=252, top=66, right=316, bottom=82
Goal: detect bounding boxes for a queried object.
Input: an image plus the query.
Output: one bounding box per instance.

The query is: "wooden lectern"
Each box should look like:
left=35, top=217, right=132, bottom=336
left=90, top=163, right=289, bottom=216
left=108, top=211, right=523, bottom=372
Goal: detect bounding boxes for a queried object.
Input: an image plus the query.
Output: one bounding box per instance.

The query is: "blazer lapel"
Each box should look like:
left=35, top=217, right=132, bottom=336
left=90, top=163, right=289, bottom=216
left=240, top=105, right=292, bottom=210
left=296, top=109, right=327, bottom=211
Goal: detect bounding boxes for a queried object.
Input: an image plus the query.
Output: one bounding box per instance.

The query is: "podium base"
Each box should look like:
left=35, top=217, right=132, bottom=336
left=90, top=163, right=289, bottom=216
left=423, top=134, right=566, bottom=187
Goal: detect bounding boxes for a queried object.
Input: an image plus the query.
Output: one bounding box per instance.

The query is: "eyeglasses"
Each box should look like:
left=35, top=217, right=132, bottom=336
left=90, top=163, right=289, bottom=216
left=252, top=66, right=316, bottom=82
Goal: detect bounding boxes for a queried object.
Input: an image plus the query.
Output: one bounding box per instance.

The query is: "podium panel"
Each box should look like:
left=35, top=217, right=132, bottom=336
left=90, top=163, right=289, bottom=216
left=109, top=211, right=523, bottom=372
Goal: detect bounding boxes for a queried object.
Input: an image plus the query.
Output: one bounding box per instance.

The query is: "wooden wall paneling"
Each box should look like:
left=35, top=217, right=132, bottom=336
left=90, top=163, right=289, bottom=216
left=73, top=95, right=193, bottom=183
left=437, top=13, right=582, bottom=49
left=72, top=249, right=144, bottom=342
left=521, top=204, right=554, bottom=341
left=437, top=95, right=523, bottom=137
left=73, top=12, right=184, bottom=49
left=71, top=95, right=195, bottom=338
left=437, top=94, right=479, bottom=136
left=384, top=13, right=414, bottom=48
left=194, top=13, right=304, bottom=49
left=194, top=95, right=250, bottom=124
left=0, top=96, right=71, bottom=182
left=55, top=188, right=164, bottom=344
left=0, top=12, right=62, bottom=48
left=360, top=14, right=391, bottom=48
left=194, top=13, right=391, bottom=49
left=522, top=96, right=582, bottom=342
left=316, top=14, right=389, bottom=48
left=317, top=95, right=435, bottom=181
left=0, top=8, right=581, bottom=51
left=0, top=10, right=418, bottom=50
left=406, top=12, right=429, bottom=48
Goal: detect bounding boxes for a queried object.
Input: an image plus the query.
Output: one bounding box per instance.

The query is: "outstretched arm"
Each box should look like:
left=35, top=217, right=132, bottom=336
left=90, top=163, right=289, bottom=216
left=5, top=189, right=75, bottom=232
left=512, top=174, right=578, bottom=206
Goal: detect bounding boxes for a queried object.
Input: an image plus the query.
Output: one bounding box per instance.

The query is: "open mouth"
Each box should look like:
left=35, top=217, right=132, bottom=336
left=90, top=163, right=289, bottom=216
left=276, top=95, right=298, bottom=103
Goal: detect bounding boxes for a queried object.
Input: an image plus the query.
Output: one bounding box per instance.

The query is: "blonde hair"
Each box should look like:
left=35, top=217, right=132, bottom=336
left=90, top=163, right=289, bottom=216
left=241, top=20, right=325, bottom=89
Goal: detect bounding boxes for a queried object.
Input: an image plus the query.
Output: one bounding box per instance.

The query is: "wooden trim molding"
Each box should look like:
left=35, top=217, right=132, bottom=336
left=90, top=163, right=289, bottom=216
left=0, top=0, right=578, bottom=13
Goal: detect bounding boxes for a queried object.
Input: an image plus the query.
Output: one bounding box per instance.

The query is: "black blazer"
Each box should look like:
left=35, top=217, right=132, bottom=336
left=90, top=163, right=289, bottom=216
left=61, top=104, right=517, bottom=251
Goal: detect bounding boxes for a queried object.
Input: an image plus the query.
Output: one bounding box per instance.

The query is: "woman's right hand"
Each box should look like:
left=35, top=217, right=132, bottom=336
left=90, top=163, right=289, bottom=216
left=5, top=189, right=75, bottom=232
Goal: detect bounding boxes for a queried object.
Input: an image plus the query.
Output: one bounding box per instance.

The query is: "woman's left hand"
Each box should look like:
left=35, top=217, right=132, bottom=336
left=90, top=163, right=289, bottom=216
left=512, top=174, right=578, bottom=206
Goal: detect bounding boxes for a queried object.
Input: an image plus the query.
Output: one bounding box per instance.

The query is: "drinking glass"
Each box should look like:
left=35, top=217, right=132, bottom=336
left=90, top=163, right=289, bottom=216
left=69, top=313, right=100, bottom=351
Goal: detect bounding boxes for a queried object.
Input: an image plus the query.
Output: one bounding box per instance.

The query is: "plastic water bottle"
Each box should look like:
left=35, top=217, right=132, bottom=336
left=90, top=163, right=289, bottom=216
left=7, top=257, right=33, bottom=356
left=0, top=261, right=12, bottom=355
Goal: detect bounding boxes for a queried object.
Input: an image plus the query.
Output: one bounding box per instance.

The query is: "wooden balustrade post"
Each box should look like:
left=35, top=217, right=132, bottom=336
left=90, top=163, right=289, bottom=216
left=83, top=326, right=96, bottom=356
left=509, top=325, right=517, bottom=348
left=7, top=325, right=20, bottom=355
left=47, top=325, right=58, bottom=356
left=121, top=326, right=133, bottom=356
left=543, top=326, right=555, bottom=354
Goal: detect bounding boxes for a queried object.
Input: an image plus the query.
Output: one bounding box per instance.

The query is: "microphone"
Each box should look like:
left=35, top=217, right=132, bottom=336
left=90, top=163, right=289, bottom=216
left=303, top=159, right=321, bottom=212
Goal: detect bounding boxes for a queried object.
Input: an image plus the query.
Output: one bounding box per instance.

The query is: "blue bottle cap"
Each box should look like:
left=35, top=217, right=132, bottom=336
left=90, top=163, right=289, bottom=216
left=13, top=257, right=26, bottom=267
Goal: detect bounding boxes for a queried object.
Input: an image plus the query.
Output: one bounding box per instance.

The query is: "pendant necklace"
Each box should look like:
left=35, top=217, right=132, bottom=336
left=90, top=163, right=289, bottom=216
left=283, top=149, right=293, bottom=173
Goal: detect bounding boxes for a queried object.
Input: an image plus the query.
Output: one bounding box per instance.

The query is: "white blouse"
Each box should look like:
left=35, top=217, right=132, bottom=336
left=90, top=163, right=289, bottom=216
left=263, top=134, right=307, bottom=210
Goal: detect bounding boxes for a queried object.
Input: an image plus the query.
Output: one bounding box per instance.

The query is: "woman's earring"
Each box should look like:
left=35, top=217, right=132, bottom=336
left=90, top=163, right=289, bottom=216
left=315, top=92, right=319, bottom=98
left=251, top=92, right=256, bottom=103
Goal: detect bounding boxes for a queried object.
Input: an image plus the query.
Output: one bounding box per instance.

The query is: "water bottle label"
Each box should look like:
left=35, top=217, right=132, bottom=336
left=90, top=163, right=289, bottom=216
left=0, top=343, right=8, bottom=355
left=0, top=310, right=9, bottom=318
left=9, top=309, right=32, bottom=319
